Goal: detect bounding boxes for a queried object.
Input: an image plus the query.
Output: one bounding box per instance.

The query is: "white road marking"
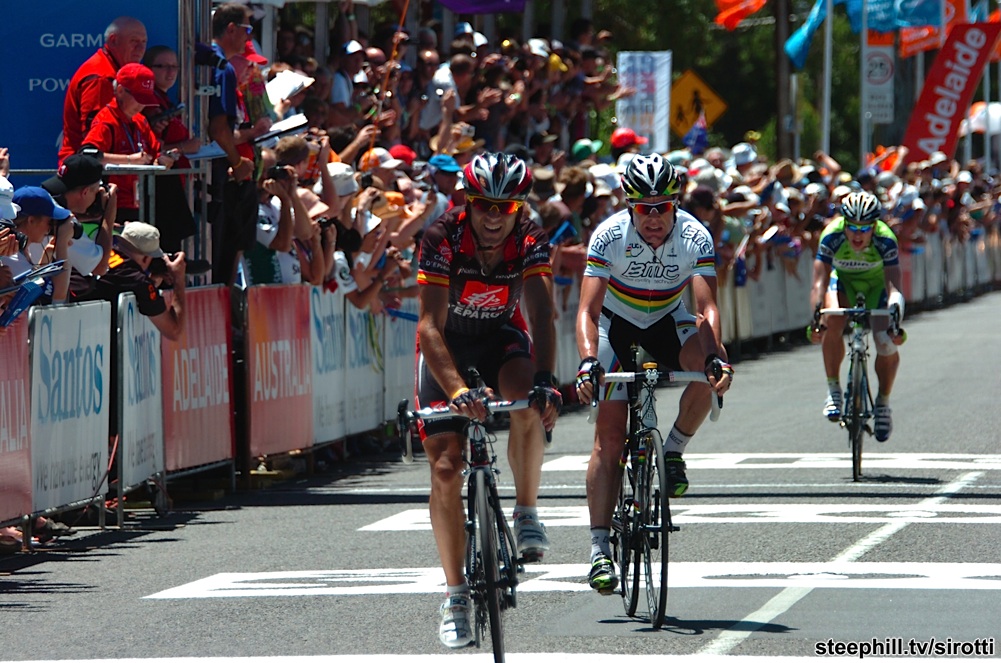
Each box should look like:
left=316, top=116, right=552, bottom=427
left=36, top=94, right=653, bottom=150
left=360, top=502, right=1001, bottom=531
left=5, top=657, right=996, bottom=663
left=542, top=452, right=1001, bottom=472
left=144, top=561, right=1001, bottom=599
left=696, top=471, right=985, bottom=656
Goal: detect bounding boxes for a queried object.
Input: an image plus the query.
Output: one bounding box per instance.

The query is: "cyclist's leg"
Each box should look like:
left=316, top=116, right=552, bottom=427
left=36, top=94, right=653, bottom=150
left=481, top=322, right=549, bottom=557
left=586, top=311, right=630, bottom=590
left=822, top=276, right=849, bottom=418
left=417, top=352, right=473, bottom=647
left=869, top=287, right=898, bottom=441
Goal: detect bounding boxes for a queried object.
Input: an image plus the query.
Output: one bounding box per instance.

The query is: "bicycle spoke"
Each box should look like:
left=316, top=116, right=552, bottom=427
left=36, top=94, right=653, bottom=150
left=616, top=457, right=640, bottom=616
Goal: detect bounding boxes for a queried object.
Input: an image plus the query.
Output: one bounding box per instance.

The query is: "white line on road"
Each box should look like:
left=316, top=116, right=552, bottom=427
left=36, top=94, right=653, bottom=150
left=543, top=453, right=1001, bottom=472
left=696, top=471, right=985, bottom=656
left=359, top=502, right=1001, bottom=531
left=4, top=656, right=997, bottom=663
left=144, top=560, right=1001, bottom=599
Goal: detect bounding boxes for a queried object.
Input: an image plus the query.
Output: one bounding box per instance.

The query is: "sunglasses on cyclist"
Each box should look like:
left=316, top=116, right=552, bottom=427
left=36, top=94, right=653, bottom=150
left=846, top=223, right=874, bottom=233
left=467, top=196, right=524, bottom=215
left=628, top=199, right=676, bottom=215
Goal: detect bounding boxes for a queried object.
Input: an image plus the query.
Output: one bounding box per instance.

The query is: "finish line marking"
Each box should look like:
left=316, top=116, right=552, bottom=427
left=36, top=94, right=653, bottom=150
left=359, top=503, right=1001, bottom=531
left=542, top=453, right=1001, bottom=472
left=144, top=561, right=1001, bottom=599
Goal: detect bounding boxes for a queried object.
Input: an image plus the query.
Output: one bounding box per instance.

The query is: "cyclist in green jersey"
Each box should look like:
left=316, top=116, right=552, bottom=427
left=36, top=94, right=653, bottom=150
left=809, top=191, right=905, bottom=441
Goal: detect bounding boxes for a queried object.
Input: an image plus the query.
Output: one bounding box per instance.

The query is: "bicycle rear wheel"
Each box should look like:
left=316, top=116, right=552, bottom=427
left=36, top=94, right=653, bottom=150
left=848, top=353, right=865, bottom=482
left=474, top=473, right=505, bottom=663
left=641, top=429, right=670, bottom=629
left=614, top=454, right=640, bottom=616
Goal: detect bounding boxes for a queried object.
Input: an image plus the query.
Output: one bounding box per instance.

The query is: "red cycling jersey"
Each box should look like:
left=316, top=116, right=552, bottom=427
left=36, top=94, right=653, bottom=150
left=417, top=206, right=553, bottom=336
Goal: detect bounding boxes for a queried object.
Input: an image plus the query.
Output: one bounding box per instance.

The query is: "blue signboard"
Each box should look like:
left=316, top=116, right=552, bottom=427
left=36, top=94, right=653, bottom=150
left=0, top=0, right=179, bottom=185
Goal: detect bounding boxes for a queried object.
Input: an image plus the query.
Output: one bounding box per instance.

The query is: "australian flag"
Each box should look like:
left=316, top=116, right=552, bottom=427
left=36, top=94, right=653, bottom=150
left=683, top=111, right=709, bottom=155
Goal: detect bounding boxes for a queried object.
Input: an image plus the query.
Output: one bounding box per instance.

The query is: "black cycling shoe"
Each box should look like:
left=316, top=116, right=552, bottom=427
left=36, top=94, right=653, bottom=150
left=664, top=453, right=689, bottom=497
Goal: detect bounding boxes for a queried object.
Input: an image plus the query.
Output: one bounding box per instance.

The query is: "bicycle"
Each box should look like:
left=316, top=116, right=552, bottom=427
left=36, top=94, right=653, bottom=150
left=584, top=346, right=722, bottom=629
left=397, top=385, right=549, bottom=663
left=815, top=293, right=902, bottom=482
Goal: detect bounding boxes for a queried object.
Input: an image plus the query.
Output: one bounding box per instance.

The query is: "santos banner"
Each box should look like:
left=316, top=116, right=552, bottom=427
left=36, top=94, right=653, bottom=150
left=0, top=0, right=179, bottom=182
left=29, top=302, right=110, bottom=513
left=118, top=293, right=165, bottom=491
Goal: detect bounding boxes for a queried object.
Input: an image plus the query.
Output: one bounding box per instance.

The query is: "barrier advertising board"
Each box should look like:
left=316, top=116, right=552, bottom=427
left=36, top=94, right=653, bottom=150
left=0, top=318, right=32, bottom=521
left=245, top=285, right=313, bottom=457
left=117, top=294, right=165, bottom=490
left=344, top=305, right=383, bottom=435
left=161, top=287, right=235, bottom=471
left=29, top=302, right=110, bottom=512
left=310, top=287, right=347, bottom=445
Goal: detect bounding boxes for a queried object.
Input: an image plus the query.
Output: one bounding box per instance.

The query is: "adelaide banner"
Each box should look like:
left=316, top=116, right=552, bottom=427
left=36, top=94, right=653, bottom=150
left=901, top=22, right=1001, bottom=163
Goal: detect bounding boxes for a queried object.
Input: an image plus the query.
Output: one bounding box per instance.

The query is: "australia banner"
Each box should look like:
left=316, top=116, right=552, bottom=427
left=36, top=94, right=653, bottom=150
left=901, top=22, right=1001, bottom=162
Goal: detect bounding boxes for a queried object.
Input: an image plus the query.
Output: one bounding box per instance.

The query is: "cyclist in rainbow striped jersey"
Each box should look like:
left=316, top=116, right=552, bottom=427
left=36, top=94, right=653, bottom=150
left=575, top=153, right=732, bottom=594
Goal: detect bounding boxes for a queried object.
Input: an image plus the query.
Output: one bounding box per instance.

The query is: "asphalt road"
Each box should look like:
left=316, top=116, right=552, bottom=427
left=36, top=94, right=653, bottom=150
left=2, top=291, right=1000, bottom=663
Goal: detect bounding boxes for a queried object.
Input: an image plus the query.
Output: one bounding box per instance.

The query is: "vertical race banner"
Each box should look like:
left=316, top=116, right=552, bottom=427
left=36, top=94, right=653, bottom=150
left=901, top=23, right=1001, bottom=162
left=0, top=318, right=32, bottom=521
left=615, top=51, right=673, bottom=153
left=245, top=285, right=313, bottom=457
left=117, top=294, right=164, bottom=491
left=0, top=0, right=179, bottom=183
left=864, top=31, right=896, bottom=124
left=381, top=298, right=419, bottom=423
left=161, top=287, right=235, bottom=471
left=310, top=286, right=347, bottom=445
left=29, top=302, right=110, bottom=513
left=344, top=305, right=383, bottom=435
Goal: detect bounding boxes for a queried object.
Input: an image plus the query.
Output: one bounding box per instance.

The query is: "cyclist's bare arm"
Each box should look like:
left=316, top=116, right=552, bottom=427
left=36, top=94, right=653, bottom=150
left=810, top=259, right=833, bottom=311
left=883, top=264, right=903, bottom=300
left=417, top=284, right=489, bottom=420
left=575, top=274, right=608, bottom=404
left=690, top=273, right=732, bottom=395
left=524, top=274, right=557, bottom=376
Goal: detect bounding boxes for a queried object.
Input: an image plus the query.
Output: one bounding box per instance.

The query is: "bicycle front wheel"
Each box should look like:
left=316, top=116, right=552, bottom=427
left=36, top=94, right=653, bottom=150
left=848, top=352, right=866, bottom=482
left=614, top=456, right=640, bottom=616
left=474, top=473, right=505, bottom=663
left=642, top=428, right=670, bottom=629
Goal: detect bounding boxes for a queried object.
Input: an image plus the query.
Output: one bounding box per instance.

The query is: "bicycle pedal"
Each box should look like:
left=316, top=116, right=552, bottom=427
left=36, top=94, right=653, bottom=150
left=519, top=550, right=544, bottom=563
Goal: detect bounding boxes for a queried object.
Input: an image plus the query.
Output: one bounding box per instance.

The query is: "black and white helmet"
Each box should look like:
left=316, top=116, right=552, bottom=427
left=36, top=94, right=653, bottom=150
left=462, top=152, right=533, bottom=201
left=621, top=153, right=682, bottom=200
left=840, top=191, right=881, bottom=224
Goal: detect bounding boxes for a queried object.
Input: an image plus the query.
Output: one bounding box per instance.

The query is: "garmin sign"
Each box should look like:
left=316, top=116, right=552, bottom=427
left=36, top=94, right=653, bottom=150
left=0, top=0, right=179, bottom=184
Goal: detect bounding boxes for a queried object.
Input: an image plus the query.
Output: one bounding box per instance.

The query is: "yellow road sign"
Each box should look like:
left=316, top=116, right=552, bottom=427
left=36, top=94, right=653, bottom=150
left=670, top=69, right=727, bottom=138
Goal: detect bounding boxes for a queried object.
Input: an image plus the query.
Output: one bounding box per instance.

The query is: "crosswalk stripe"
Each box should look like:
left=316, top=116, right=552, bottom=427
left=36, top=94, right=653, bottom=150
left=4, top=657, right=994, bottom=663
left=143, top=562, right=1001, bottom=599
left=360, top=503, right=1001, bottom=531
left=542, top=453, right=1001, bottom=472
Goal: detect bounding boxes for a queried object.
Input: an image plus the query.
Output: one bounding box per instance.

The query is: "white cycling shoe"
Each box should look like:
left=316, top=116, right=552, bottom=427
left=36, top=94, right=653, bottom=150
left=439, top=594, right=472, bottom=648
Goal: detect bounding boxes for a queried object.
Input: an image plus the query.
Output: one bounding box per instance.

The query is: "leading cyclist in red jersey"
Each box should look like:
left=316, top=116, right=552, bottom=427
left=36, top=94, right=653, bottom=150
left=415, top=152, right=562, bottom=649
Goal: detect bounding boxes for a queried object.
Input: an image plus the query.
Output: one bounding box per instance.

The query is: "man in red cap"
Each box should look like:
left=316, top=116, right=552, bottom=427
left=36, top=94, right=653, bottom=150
left=81, top=63, right=178, bottom=221
left=59, top=17, right=148, bottom=164
left=610, top=127, right=648, bottom=162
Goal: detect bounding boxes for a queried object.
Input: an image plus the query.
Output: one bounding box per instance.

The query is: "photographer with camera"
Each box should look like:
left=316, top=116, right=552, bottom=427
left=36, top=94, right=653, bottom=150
left=41, top=153, right=116, bottom=285
left=4, top=187, right=74, bottom=305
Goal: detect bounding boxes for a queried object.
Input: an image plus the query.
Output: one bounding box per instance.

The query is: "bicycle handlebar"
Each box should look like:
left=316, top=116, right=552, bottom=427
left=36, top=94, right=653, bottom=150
left=396, top=398, right=537, bottom=465
left=820, top=305, right=902, bottom=336
left=586, top=369, right=722, bottom=424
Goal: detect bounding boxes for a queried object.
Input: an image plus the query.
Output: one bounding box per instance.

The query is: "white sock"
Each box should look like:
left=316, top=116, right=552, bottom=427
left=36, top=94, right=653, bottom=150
left=513, top=505, right=537, bottom=520
left=590, top=527, right=612, bottom=561
left=446, top=583, right=469, bottom=597
left=664, top=425, right=692, bottom=455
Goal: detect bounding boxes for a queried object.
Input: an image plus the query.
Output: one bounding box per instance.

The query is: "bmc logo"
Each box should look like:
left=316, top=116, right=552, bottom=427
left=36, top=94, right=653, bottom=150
left=459, top=282, right=509, bottom=309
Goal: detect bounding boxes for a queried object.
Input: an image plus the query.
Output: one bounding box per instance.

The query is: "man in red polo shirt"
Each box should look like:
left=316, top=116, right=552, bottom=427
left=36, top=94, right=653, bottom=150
left=81, top=64, right=177, bottom=221
left=59, top=16, right=148, bottom=164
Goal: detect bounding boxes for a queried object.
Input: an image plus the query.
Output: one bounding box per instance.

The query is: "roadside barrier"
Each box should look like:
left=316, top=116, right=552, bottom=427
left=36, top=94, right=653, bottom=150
left=1, top=228, right=997, bottom=532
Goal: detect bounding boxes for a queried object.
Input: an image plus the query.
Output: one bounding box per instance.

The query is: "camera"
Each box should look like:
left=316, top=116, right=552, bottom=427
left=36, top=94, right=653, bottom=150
left=268, top=165, right=290, bottom=181
left=360, top=172, right=374, bottom=189
left=84, top=183, right=110, bottom=219
left=316, top=216, right=338, bottom=230
left=0, top=219, right=28, bottom=253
